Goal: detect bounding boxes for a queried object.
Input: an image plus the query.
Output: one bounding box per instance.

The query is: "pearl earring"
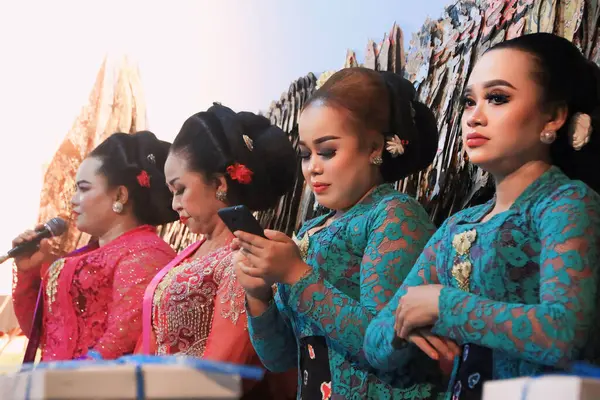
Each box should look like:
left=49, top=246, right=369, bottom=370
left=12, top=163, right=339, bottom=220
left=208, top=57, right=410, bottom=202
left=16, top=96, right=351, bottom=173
left=540, top=131, right=557, bottom=144
left=112, top=201, right=124, bottom=214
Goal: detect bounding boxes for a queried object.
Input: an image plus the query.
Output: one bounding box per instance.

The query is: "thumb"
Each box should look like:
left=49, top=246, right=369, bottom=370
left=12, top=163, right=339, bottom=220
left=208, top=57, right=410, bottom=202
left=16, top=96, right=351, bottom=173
left=264, top=229, right=290, bottom=243
left=39, top=239, right=52, bottom=254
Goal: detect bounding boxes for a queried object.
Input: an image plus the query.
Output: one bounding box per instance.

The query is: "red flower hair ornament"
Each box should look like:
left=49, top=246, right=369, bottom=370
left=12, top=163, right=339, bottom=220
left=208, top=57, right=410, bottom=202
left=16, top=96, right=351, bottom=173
left=226, top=163, right=253, bottom=184
left=137, top=170, right=151, bottom=188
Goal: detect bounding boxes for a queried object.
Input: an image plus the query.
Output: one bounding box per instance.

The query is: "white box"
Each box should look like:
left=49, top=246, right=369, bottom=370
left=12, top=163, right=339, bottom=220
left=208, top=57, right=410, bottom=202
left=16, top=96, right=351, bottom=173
left=0, top=363, right=241, bottom=399
left=483, top=375, right=600, bottom=400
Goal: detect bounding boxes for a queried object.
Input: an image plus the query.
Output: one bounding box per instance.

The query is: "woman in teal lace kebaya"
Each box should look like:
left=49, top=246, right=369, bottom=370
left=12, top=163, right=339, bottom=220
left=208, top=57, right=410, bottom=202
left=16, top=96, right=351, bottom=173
left=365, top=34, right=600, bottom=400
left=232, top=68, right=449, bottom=399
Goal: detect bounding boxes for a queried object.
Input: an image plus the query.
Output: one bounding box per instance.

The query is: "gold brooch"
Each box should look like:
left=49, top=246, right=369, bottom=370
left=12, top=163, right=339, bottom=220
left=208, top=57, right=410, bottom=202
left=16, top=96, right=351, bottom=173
left=46, top=258, right=66, bottom=312
left=451, top=261, right=472, bottom=291
left=452, top=229, right=477, bottom=256
left=451, top=229, right=477, bottom=292
left=292, top=233, right=309, bottom=261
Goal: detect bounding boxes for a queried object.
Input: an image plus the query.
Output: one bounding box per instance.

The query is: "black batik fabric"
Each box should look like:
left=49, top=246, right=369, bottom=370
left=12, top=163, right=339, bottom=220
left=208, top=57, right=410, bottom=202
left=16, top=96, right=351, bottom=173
left=299, top=336, right=332, bottom=400
left=452, top=344, right=493, bottom=400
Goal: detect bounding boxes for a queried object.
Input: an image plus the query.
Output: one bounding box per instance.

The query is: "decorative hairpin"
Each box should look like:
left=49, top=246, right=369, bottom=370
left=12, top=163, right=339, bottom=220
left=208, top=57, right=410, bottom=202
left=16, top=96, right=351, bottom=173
left=242, top=135, right=254, bottom=151
left=569, top=112, right=593, bottom=151
left=386, top=135, right=408, bottom=157
left=147, top=154, right=156, bottom=164
left=226, top=163, right=253, bottom=184
left=137, top=170, right=151, bottom=188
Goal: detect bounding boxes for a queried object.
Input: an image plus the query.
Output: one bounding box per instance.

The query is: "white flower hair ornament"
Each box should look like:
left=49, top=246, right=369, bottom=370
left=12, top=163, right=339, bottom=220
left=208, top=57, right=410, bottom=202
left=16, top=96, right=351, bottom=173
left=569, top=112, right=593, bottom=151
left=385, top=135, right=406, bottom=157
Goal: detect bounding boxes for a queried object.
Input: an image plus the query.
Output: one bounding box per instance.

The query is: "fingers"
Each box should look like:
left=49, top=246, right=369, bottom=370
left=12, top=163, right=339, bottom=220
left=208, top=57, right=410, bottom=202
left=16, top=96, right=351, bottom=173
left=38, top=239, right=52, bottom=254
left=443, top=338, right=461, bottom=357
left=239, top=262, right=265, bottom=278
left=408, top=334, right=439, bottom=360
left=264, top=229, right=290, bottom=242
left=234, top=231, right=267, bottom=249
left=395, top=306, right=405, bottom=338
left=12, top=230, right=38, bottom=247
left=418, top=330, right=455, bottom=360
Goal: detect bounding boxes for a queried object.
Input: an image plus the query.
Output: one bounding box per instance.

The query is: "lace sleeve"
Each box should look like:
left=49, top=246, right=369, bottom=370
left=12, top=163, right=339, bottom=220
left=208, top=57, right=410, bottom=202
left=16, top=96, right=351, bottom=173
left=432, top=185, right=600, bottom=367
left=247, top=287, right=298, bottom=372
left=12, top=265, right=42, bottom=337
left=364, top=225, right=443, bottom=371
left=202, top=259, right=256, bottom=364
left=92, top=247, right=174, bottom=359
left=288, top=197, right=435, bottom=367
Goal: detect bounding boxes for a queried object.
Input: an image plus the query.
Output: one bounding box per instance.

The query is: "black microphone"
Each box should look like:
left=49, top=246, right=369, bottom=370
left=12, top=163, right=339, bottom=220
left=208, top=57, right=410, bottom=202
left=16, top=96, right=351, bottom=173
left=0, top=218, right=67, bottom=264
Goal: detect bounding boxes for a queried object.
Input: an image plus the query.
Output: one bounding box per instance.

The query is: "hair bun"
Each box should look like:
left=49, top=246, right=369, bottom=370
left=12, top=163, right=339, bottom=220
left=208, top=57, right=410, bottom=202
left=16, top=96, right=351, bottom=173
left=176, top=103, right=297, bottom=212
left=379, top=72, right=439, bottom=181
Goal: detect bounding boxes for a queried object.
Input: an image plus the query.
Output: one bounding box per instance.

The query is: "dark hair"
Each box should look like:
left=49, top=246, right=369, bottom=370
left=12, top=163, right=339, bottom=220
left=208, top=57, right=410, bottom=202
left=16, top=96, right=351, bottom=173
left=490, top=33, right=600, bottom=192
left=303, top=67, right=439, bottom=182
left=170, top=103, right=297, bottom=211
left=89, top=131, right=178, bottom=226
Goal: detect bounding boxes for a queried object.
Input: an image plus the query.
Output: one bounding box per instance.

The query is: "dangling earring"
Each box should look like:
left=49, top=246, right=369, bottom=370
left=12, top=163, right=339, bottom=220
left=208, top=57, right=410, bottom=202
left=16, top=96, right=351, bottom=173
left=540, top=130, right=557, bottom=144
left=371, top=156, right=383, bottom=166
left=112, top=201, right=124, bottom=214
left=216, top=190, right=227, bottom=202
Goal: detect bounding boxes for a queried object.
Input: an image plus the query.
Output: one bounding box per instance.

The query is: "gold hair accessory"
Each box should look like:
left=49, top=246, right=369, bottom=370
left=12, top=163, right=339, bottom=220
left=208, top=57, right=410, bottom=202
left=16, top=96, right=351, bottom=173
left=569, top=112, right=592, bottom=151
left=386, top=135, right=406, bottom=157
left=242, top=135, right=254, bottom=151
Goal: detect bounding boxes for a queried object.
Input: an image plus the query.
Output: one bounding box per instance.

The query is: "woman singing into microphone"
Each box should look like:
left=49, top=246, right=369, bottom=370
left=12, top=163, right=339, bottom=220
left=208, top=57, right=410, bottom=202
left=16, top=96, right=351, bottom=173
left=12, top=131, right=178, bottom=361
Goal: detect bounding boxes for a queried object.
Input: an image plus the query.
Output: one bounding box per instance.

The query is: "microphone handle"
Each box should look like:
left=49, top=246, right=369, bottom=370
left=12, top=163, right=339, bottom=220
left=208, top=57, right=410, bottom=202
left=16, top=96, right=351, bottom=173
left=6, top=230, right=52, bottom=259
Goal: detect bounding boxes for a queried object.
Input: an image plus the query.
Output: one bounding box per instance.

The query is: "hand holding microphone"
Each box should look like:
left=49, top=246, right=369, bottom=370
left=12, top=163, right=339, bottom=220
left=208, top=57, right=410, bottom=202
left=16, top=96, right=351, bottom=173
left=5, top=218, right=67, bottom=272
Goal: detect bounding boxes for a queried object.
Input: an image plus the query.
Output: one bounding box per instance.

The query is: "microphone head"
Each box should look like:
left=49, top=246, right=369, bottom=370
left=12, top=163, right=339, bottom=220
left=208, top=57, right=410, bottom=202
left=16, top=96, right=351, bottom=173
left=45, top=217, right=67, bottom=237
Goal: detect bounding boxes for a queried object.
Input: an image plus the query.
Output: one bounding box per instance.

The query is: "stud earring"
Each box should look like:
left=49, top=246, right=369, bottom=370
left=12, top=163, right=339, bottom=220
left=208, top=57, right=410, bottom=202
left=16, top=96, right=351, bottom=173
left=371, top=156, right=383, bottom=166
left=112, top=201, right=124, bottom=214
left=540, top=130, right=557, bottom=144
left=216, top=190, right=227, bottom=202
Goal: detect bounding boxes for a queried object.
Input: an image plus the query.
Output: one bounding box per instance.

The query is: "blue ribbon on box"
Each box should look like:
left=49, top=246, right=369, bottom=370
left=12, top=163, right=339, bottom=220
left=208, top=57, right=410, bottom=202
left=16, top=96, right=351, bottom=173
left=19, top=355, right=264, bottom=400
left=520, top=362, right=600, bottom=400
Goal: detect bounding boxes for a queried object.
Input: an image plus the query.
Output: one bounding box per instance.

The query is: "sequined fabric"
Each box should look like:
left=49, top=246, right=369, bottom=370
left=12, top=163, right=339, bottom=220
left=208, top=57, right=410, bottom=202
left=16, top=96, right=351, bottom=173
left=151, top=240, right=246, bottom=357
left=12, top=225, right=175, bottom=361
left=147, top=240, right=297, bottom=399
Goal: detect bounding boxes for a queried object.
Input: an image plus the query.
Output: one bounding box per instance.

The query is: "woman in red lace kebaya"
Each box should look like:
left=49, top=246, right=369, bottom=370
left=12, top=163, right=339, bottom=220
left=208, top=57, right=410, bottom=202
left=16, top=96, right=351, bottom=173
left=12, top=131, right=178, bottom=361
left=137, top=104, right=298, bottom=399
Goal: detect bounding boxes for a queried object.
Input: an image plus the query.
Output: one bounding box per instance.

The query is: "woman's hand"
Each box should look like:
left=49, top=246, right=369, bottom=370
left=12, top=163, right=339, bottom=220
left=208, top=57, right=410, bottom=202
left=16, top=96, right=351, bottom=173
left=232, top=249, right=273, bottom=301
left=12, top=225, right=57, bottom=273
left=233, top=229, right=311, bottom=286
left=395, top=285, right=443, bottom=339
left=406, top=328, right=460, bottom=362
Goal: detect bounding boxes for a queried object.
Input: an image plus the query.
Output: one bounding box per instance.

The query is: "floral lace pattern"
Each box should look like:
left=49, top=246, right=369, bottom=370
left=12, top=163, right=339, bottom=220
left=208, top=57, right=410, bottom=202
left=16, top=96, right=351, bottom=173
left=365, top=167, right=600, bottom=388
left=12, top=226, right=175, bottom=361
left=248, top=185, right=445, bottom=399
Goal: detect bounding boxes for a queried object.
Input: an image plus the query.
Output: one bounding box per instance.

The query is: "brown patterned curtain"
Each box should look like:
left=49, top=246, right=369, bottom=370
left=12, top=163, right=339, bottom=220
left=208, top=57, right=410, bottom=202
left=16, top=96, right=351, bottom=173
left=37, top=56, right=148, bottom=256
